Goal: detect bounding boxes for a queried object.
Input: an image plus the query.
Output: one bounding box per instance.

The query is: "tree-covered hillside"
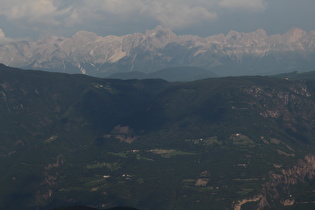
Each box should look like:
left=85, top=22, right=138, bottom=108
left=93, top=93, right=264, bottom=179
left=1, top=64, right=315, bottom=209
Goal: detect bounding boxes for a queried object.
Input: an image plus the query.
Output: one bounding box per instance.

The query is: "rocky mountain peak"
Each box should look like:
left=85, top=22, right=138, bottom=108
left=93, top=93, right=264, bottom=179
left=0, top=27, right=315, bottom=76
left=139, top=26, right=179, bottom=50
left=226, top=30, right=242, bottom=40
left=71, top=31, right=99, bottom=42
left=284, top=27, right=307, bottom=42
left=251, top=28, right=268, bottom=39
left=145, top=26, right=177, bottom=40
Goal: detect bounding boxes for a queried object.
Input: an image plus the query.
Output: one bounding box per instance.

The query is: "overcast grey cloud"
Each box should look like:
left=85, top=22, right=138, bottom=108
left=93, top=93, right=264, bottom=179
left=1, top=0, right=66, bottom=25
left=0, top=28, right=12, bottom=44
left=219, top=0, right=266, bottom=10
left=0, top=0, right=314, bottom=41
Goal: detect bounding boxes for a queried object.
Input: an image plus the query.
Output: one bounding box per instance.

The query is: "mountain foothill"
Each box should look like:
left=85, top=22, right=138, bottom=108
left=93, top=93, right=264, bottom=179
left=1, top=63, right=315, bottom=209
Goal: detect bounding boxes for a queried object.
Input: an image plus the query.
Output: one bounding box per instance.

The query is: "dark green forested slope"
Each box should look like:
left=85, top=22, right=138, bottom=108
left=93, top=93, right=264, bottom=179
left=1, top=64, right=315, bottom=209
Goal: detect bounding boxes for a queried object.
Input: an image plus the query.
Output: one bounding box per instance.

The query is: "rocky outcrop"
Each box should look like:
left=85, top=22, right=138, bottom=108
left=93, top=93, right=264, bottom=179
left=264, top=155, right=315, bottom=193
left=233, top=155, right=315, bottom=209
left=242, top=82, right=315, bottom=137
left=233, top=194, right=264, bottom=210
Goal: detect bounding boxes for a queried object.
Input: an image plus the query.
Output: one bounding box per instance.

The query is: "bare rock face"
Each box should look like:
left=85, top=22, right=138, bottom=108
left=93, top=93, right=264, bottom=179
left=233, top=194, right=264, bottom=210
left=233, top=155, right=315, bottom=209
left=1, top=27, right=315, bottom=76
left=281, top=198, right=295, bottom=206
left=242, top=81, right=315, bottom=137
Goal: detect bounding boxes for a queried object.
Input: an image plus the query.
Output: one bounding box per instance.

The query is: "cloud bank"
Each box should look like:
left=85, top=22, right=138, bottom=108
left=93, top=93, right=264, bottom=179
left=0, top=28, right=13, bottom=44
left=0, top=0, right=267, bottom=33
left=219, top=0, right=266, bottom=10
left=0, top=0, right=69, bottom=25
left=1, top=0, right=314, bottom=41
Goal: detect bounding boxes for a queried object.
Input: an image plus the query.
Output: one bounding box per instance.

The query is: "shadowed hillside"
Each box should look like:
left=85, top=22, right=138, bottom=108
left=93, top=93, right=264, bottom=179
left=1, top=64, right=315, bottom=209
left=108, top=66, right=218, bottom=81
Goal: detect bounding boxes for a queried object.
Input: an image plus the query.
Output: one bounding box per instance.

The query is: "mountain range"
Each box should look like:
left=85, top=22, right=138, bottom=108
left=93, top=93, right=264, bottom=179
left=1, top=64, right=315, bottom=209
left=0, top=26, right=315, bottom=77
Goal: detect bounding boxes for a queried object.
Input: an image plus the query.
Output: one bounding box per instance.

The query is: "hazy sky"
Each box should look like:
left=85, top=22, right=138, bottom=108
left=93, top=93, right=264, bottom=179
left=0, top=0, right=315, bottom=42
